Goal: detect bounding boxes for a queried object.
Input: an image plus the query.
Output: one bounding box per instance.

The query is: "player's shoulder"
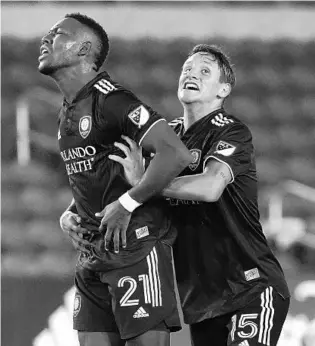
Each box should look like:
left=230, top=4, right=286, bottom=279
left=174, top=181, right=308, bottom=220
left=92, top=74, right=143, bottom=124
left=213, top=111, right=252, bottom=136
left=210, top=111, right=236, bottom=128
left=93, top=74, right=127, bottom=98
left=93, top=74, right=162, bottom=128
left=92, top=72, right=141, bottom=104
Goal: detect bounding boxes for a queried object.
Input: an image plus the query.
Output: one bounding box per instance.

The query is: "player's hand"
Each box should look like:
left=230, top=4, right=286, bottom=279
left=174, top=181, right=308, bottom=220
left=109, top=135, right=145, bottom=187
left=59, top=211, right=94, bottom=255
left=95, top=200, right=131, bottom=253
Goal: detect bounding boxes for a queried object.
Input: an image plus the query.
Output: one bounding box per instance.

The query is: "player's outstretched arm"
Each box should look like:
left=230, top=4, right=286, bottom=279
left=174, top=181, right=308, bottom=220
left=126, top=119, right=193, bottom=202
left=110, top=138, right=230, bottom=202
left=161, top=159, right=231, bottom=202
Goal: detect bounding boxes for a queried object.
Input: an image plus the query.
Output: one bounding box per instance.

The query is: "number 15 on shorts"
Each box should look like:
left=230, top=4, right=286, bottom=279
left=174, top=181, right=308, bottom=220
left=229, top=312, right=275, bottom=346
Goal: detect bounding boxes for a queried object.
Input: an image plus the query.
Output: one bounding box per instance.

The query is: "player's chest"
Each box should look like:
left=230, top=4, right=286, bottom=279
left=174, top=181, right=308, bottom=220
left=58, top=99, right=117, bottom=151
left=179, top=130, right=217, bottom=174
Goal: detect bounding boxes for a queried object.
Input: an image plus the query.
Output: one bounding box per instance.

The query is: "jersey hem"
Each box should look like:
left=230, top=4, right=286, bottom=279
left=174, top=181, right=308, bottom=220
left=182, top=283, right=267, bottom=324
left=182, top=283, right=290, bottom=325
left=120, top=311, right=181, bottom=340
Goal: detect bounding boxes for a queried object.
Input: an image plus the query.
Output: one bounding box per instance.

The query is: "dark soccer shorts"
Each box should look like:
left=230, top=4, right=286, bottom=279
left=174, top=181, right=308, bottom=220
left=189, top=286, right=290, bottom=346
left=73, top=241, right=181, bottom=339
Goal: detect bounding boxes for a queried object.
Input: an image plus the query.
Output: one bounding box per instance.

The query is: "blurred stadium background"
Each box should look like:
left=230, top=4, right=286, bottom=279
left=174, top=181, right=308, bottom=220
left=2, top=1, right=315, bottom=346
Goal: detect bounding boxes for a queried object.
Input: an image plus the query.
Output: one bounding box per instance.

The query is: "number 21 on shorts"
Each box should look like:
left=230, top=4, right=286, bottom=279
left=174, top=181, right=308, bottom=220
left=118, top=273, right=162, bottom=308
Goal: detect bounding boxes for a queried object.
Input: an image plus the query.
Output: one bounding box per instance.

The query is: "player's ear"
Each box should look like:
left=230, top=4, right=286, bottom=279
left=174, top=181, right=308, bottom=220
left=78, top=41, right=92, bottom=56
left=217, top=83, right=231, bottom=99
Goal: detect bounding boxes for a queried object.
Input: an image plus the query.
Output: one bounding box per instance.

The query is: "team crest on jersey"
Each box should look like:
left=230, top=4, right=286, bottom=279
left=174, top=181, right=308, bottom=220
left=128, top=105, right=150, bottom=128
left=73, top=293, right=81, bottom=317
left=189, top=149, right=201, bottom=171
left=79, top=116, right=92, bottom=139
left=215, top=141, right=236, bottom=156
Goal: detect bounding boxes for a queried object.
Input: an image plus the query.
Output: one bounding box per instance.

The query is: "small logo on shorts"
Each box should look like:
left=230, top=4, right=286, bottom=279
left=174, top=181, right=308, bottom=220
left=238, top=340, right=249, bottom=346
left=73, top=293, right=81, bottom=317
left=135, top=226, right=149, bottom=239
left=133, top=306, right=149, bottom=318
left=244, top=268, right=260, bottom=281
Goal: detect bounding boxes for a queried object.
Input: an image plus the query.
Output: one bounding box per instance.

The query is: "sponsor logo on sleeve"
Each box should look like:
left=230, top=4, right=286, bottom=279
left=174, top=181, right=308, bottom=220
left=244, top=268, right=260, bottom=281
left=79, top=115, right=92, bottom=139
left=215, top=141, right=236, bottom=156
left=189, top=149, right=201, bottom=170
left=128, top=105, right=150, bottom=128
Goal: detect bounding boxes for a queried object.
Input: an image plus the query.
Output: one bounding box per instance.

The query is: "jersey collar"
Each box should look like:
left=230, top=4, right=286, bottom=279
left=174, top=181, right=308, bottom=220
left=207, top=107, right=225, bottom=120
left=62, top=71, right=110, bottom=107
left=182, top=107, right=225, bottom=136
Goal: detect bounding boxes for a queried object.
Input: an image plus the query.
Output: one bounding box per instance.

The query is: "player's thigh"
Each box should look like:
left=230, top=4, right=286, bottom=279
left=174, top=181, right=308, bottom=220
left=126, top=330, right=170, bottom=346
left=78, top=331, right=125, bottom=346
left=227, top=286, right=290, bottom=346
left=189, top=315, right=230, bottom=346
left=100, top=241, right=181, bottom=340
left=73, top=263, right=120, bottom=334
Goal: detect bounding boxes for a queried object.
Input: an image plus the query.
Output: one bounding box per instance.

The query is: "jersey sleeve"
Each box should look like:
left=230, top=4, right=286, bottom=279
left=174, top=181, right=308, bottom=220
left=203, top=123, right=254, bottom=183
left=99, top=90, right=166, bottom=145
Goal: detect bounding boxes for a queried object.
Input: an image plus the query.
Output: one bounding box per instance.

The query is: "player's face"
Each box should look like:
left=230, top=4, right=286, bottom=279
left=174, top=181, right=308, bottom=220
left=178, top=52, right=226, bottom=105
left=38, top=18, right=84, bottom=75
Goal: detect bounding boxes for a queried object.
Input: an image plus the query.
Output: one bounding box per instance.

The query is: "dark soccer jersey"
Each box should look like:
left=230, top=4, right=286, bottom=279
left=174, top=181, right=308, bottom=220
left=58, top=71, right=175, bottom=271
left=168, top=109, right=290, bottom=323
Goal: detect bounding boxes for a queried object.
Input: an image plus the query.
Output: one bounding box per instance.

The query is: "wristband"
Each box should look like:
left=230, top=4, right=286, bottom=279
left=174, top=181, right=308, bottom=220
left=118, top=192, right=142, bottom=212
left=59, top=210, right=74, bottom=229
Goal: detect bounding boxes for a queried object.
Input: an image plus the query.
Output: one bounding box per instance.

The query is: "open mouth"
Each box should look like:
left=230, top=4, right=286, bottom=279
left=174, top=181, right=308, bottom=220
left=39, top=46, right=50, bottom=58
left=183, top=82, right=199, bottom=91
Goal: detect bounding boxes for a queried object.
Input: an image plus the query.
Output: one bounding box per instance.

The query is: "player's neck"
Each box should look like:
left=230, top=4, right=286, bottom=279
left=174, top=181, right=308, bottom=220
left=52, top=67, right=98, bottom=103
left=182, top=102, right=222, bottom=130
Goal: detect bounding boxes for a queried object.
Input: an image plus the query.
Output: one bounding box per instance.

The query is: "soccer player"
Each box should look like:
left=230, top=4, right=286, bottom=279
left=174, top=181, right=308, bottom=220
left=110, top=44, right=291, bottom=346
left=38, top=13, right=193, bottom=346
